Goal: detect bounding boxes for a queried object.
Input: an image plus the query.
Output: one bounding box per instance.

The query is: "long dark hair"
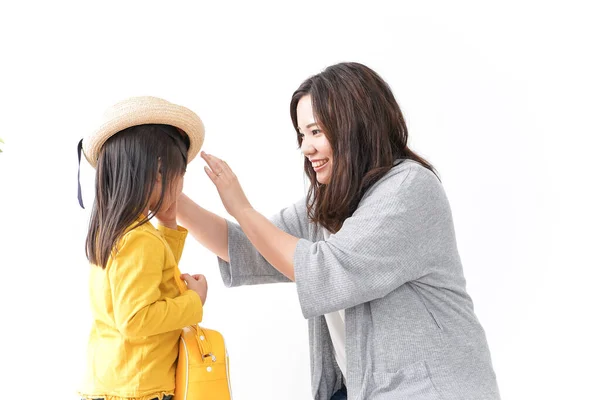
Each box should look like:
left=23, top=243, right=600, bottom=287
left=86, top=124, right=190, bottom=268
left=290, top=62, right=437, bottom=233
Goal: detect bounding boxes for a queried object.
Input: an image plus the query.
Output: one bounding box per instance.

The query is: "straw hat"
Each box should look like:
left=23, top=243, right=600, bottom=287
left=82, top=96, right=205, bottom=168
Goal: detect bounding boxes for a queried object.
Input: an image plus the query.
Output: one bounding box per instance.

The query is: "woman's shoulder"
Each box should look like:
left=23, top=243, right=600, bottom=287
left=369, top=159, right=441, bottom=195
left=353, top=160, right=450, bottom=223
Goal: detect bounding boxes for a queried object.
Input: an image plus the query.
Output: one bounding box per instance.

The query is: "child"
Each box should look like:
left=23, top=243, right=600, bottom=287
left=78, top=97, right=207, bottom=400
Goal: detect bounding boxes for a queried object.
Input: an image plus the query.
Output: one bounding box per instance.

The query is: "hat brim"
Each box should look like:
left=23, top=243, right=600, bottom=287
left=83, top=96, right=205, bottom=168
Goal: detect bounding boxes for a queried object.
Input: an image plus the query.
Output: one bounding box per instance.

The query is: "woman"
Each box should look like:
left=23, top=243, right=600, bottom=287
left=177, top=63, right=500, bottom=400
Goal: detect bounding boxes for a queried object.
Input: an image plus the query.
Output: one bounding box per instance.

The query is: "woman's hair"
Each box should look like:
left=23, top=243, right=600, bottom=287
left=86, top=124, right=190, bottom=268
left=290, top=62, right=437, bottom=233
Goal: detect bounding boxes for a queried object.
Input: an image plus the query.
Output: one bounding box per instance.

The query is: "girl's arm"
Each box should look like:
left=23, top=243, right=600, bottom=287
left=110, top=230, right=203, bottom=338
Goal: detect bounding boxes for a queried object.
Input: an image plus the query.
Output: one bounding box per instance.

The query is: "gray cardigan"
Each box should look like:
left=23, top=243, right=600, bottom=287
left=218, top=160, right=501, bottom=400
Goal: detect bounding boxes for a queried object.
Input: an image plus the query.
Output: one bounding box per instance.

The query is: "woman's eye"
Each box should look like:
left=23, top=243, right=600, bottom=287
left=312, top=129, right=321, bottom=135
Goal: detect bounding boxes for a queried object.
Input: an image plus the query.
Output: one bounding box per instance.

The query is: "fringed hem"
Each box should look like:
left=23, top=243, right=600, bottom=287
left=78, top=390, right=175, bottom=400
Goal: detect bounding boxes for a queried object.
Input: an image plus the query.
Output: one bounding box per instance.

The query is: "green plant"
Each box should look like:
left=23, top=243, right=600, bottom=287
left=0, top=137, right=3, bottom=153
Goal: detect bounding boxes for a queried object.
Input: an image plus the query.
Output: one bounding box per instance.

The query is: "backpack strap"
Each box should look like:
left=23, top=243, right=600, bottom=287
left=174, top=264, right=215, bottom=361
left=173, top=263, right=188, bottom=295
left=195, top=327, right=216, bottom=362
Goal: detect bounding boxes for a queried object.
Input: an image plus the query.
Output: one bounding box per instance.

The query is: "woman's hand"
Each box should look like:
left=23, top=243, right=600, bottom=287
left=201, top=151, right=253, bottom=219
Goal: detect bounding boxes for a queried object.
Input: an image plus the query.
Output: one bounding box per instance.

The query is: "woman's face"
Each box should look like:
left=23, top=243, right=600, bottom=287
left=297, top=95, right=333, bottom=185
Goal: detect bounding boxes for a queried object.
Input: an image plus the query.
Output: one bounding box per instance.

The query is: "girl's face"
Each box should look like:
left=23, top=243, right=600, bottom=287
left=297, top=95, right=334, bottom=185
left=167, top=174, right=185, bottom=207
left=149, top=172, right=185, bottom=213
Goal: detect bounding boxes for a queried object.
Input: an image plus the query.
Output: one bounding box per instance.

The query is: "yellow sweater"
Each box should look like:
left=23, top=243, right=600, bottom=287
left=79, top=220, right=203, bottom=400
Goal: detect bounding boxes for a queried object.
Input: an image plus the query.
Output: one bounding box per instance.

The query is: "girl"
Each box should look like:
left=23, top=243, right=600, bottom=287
left=78, top=97, right=208, bottom=400
left=177, top=63, right=501, bottom=399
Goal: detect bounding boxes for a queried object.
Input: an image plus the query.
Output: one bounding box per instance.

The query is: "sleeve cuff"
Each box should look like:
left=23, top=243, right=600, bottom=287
left=217, top=219, right=294, bottom=287
left=183, top=289, right=204, bottom=324
left=158, top=224, right=188, bottom=239
left=293, top=238, right=321, bottom=319
left=217, top=220, right=241, bottom=288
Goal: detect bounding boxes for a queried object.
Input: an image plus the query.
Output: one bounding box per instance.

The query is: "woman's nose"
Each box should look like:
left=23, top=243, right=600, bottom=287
left=300, top=137, right=315, bottom=156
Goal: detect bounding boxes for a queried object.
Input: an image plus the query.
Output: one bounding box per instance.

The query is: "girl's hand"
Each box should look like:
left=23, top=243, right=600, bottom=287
left=201, top=151, right=253, bottom=219
left=181, top=273, right=208, bottom=305
left=155, top=200, right=178, bottom=230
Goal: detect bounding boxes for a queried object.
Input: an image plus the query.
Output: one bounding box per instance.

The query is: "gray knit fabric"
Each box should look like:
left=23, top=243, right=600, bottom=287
left=218, top=160, right=500, bottom=400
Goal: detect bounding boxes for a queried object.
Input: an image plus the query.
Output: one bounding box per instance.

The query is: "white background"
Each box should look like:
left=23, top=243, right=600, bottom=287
left=0, top=1, right=598, bottom=399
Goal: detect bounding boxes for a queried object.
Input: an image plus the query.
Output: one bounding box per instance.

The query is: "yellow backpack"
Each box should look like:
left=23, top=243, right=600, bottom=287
left=173, top=266, right=232, bottom=400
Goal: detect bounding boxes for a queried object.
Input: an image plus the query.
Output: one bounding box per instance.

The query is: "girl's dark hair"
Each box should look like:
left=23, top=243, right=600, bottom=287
left=290, top=62, right=437, bottom=233
left=85, top=124, right=190, bottom=268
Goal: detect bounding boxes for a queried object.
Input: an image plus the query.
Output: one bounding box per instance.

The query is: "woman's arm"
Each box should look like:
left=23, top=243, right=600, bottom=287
left=217, top=198, right=309, bottom=287
left=200, top=152, right=301, bottom=280
left=177, top=180, right=309, bottom=286
left=176, top=193, right=230, bottom=262
left=203, top=153, right=454, bottom=318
